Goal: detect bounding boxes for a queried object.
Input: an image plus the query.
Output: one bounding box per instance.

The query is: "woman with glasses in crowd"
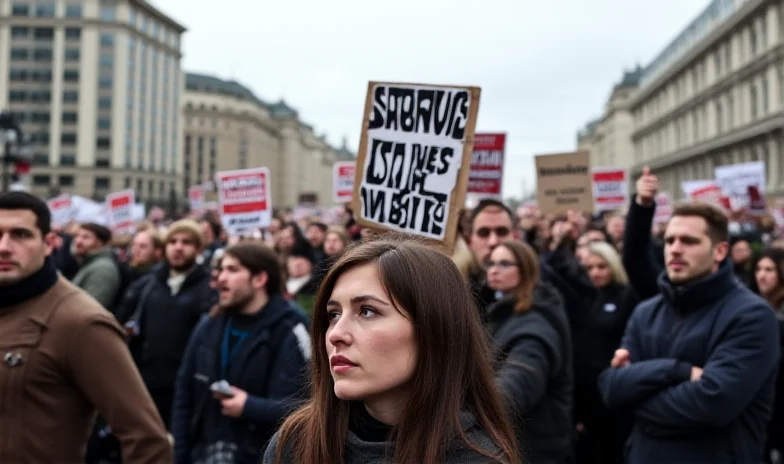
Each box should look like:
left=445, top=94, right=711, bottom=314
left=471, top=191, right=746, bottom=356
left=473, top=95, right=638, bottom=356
left=264, top=237, right=521, bottom=464
left=484, top=240, right=573, bottom=464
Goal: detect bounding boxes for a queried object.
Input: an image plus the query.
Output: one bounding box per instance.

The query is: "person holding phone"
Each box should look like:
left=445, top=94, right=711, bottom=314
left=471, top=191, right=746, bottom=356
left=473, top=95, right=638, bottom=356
left=171, top=242, right=311, bottom=464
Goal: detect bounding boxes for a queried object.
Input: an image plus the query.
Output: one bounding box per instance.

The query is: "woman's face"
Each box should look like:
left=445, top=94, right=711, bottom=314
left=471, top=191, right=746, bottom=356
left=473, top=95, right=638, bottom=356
left=486, top=246, right=520, bottom=293
left=324, top=232, right=345, bottom=257
left=584, top=253, right=613, bottom=288
left=325, top=263, right=417, bottom=404
left=756, top=257, right=780, bottom=296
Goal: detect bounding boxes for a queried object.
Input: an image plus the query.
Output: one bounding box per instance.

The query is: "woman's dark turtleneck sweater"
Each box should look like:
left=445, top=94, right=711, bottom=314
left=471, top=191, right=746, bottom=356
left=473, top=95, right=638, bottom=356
left=0, top=256, right=59, bottom=309
left=349, top=402, right=391, bottom=443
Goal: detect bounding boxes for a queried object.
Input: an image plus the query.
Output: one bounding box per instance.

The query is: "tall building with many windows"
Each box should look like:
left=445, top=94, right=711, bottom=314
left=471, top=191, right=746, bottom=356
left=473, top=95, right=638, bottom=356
left=183, top=73, right=355, bottom=209
left=627, top=0, right=784, bottom=199
left=0, top=0, right=185, bottom=205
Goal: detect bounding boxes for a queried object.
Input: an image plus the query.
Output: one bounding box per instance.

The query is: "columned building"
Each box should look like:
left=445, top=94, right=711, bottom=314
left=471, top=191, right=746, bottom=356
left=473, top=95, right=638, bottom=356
left=183, top=72, right=354, bottom=210
left=0, top=0, right=185, bottom=205
left=628, top=0, right=784, bottom=199
left=577, top=66, right=642, bottom=169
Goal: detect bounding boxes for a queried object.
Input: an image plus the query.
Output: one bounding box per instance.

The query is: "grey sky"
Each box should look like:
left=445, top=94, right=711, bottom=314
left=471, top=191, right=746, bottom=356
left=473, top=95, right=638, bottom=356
left=158, top=0, right=707, bottom=199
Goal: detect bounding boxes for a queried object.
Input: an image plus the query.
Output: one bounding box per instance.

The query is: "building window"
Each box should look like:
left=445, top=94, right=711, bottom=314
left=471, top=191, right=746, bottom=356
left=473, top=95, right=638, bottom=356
left=98, top=97, right=112, bottom=109
left=33, top=48, right=53, bottom=61
left=31, top=91, right=52, bottom=102
left=124, top=177, right=132, bottom=189
left=33, top=175, right=51, bottom=187
left=159, top=181, right=165, bottom=197
left=95, top=177, right=111, bottom=190
left=65, top=48, right=80, bottom=61
left=63, top=91, right=79, bottom=103
left=239, top=138, right=248, bottom=169
left=34, top=154, right=49, bottom=166
left=750, top=25, right=758, bottom=56
left=197, top=137, right=204, bottom=180
left=99, top=75, right=113, bottom=89
left=100, top=5, right=116, bottom=20
left=11, top=3, right=29, bottom=16
left=750, top=84, right=758, bottom=119
left=61, top=133, right=77, bottom=145
left=64, top=70, right=79, bottom=82
left=148, top=181, right=154, bottom=198
left=31, top=112, right=50, bottom=123
left=99, top=54, right=113, bottom=68
left=62, top=112, right=78, bottom=124
left=65, top=28, right=81, bottom=40
left=728, top=93, right=735, bottom=127
left=96, top=137, right=111, bottom=149
left=715, top=101, right=723, bottom=133
left=136, top=179, right=143, bottom=195
left=11, top=26, right=29, bottom=38
left=35, top=3, right=55, bottom=17
left=99, top=33, right=115, bottom=47
left=8, top=91, right=26, bottom=102
left=10, top=49, right=28, bottom=61
left=60, top=154, right=76, bottom=166
left=59, top=175, right=74, bottom=187
left=34, top=28, right=55, bottom=40
left=762, top=76, right=769, bottom=114
left=9, top=69, right=27, bottom=81
left=97, top=117, right=111, bottom=130
left=95, top=158, right=110, bottom=168
left=209, top=136, right=217, bottom=178
left=65, top=4, right=82, bottom=17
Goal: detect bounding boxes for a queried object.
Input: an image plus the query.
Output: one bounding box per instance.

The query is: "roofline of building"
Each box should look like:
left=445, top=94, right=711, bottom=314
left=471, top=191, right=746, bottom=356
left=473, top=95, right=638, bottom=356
left=131, top=0, right=187, bottom=33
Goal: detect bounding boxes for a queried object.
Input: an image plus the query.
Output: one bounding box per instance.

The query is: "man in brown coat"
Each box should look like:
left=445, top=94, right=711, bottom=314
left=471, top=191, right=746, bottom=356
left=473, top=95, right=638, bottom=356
left=0, top=191, right=171, bottom=463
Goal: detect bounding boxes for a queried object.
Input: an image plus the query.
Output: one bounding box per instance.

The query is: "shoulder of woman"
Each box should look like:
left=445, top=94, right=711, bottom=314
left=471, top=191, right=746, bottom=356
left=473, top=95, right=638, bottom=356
left=445, top=414, right=507, bottom=463
left=262, top=431, right=293, bottom=464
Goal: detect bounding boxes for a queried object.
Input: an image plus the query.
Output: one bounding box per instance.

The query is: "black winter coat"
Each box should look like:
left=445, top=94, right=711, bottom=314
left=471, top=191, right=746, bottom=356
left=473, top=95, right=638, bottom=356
left=487, top=283, right=574, bottom=464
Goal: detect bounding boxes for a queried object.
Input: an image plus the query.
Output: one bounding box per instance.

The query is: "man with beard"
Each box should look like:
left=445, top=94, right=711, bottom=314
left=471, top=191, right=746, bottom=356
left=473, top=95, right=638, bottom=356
left=0, top=192, right=171, bottom=462
left=116, top=219, right=217, bottom=430
left=171, top=241, right=310, bottom=464
left=128, top=228, right=164, bottom=282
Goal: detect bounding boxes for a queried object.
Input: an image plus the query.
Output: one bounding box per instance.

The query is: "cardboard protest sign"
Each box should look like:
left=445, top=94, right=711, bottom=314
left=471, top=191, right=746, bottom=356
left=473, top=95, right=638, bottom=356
left=654, top=192, right=673, bottom=225
left=333, top=161, right=356, bottom=204
left=351, top=81, right=481, bottom=251
left=592, top=168, right=627, bottom=212
left=534, top=151, right=593, bottom=214
left=216, top=167, right=272, bottom=236
left=47, top=194, right=74, bottom=227
left=106, top=190, right=135, bottom=234
left=468, top=133, right=505, bottom=198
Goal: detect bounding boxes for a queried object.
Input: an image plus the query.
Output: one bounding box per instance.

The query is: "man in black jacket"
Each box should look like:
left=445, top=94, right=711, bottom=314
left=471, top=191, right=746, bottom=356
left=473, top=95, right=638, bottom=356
left=116, top=219, right=217, bottom=429
left=601, top=171, right=779, bottom=463
left=171, top=241, right=310, bottom=464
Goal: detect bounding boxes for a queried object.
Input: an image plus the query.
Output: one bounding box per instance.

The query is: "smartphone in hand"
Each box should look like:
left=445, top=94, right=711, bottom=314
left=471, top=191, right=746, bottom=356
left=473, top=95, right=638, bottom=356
left=210, top=380, right=235, bottom=399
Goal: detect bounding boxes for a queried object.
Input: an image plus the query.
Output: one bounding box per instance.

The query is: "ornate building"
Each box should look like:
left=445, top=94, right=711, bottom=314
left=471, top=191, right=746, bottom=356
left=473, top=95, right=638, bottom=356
left=182, top=72, right=354, bottom=210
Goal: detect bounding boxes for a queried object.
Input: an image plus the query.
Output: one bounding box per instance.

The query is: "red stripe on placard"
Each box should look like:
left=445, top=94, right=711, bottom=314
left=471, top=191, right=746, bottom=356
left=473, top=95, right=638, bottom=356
left=596, top=196, right=626, bottom=203
left=593, top=171, right=625, bottom=182
left=223, top=201, right=267, bottom=214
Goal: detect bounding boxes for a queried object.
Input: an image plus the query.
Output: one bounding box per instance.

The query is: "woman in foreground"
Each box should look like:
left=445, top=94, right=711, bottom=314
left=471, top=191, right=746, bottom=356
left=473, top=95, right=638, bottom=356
left=263, top=237, right=521, bottom=464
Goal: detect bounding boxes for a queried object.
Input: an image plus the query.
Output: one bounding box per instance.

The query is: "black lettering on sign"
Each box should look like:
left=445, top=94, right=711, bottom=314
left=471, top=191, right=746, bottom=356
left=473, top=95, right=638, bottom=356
left=368, top=85, right=469, bottom=140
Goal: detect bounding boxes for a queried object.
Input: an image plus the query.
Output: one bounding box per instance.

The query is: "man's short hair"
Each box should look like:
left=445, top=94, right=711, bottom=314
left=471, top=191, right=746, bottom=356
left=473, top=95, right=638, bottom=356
left=224, top=241, right=282, bottom=295
left=671, top=201, right=729, bottom=244
left=307, top=221, right=328, bottom=234
left=468, top=199, right=515, bottom=234
left=80, top=222, right=112, bottom=244
left=199, top=215, right=222, bottom=240
left=0, top=191, right=51, bottom=235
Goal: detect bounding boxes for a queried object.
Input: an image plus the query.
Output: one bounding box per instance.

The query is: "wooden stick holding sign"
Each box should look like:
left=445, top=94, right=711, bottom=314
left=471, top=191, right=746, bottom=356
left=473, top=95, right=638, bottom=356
left=350, top=81, right=481, bottom=253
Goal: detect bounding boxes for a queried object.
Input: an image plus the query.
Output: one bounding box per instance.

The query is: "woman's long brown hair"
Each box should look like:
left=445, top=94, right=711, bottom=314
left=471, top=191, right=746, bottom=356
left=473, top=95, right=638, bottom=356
left=274, top=236, right=520, bottom=463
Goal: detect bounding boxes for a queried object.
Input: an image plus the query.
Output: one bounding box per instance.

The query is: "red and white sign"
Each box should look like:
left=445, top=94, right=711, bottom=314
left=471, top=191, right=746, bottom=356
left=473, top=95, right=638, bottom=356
left=48, top=194, right=73, bottom=227
left=468, top=133, right=506, bottom=197
left=333, top=161, right=356, bottom=204
left=689, top=183, right=730, bottom=209
left=188, top=185, right=205, bottom=212
left=106, top=189, right=135, bottom=234
left=216, top=167, right=272, bottom=235
left=592, top=168, right=627, bottom=212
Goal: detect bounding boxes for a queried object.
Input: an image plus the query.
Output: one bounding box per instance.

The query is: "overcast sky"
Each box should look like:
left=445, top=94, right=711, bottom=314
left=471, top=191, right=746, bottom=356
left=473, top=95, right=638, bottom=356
left=157, top=0, right=707, bottom=199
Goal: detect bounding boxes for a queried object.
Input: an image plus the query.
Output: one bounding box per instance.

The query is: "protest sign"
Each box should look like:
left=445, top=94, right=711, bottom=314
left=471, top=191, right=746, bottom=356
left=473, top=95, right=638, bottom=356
left=106, top=190, right=135, bottom=234
left=715, top=161, right=766, bottom=211
left=592, top=167, right=627, bottom=212
left=351, top=81, right=481, bottom=250
left=654, top=192, right=673, bottom=225
left=188, top=185, right=206, bottom=212
left=216, top=167, right=272, bottom=236
left=48, top=194, right=73, bottom=227
left=467, top=133, right=505, bottom=198
left=333, top=161, right=356, bottom=203
left=535, top=151, right=593, bottom=214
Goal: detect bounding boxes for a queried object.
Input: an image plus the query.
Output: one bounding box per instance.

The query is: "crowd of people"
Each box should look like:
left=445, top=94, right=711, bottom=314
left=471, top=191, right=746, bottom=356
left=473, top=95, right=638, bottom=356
left=0, top=165, right=782, bottom=463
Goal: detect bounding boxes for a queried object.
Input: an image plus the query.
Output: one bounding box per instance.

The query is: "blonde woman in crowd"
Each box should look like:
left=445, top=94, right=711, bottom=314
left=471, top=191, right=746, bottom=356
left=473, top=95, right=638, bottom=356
left=573, top=241, right=639, bottom=464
